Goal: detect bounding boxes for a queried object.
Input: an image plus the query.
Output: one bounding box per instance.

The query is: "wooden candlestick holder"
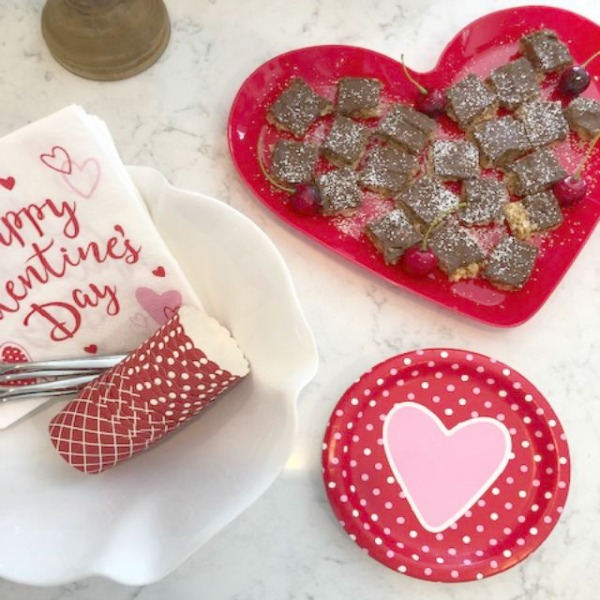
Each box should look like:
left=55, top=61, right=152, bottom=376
left=41, top=0, right=170, bottom=81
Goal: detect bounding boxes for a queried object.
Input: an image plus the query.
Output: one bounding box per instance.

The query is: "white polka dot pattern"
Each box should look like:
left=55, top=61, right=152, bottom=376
left=322, top=349, right=570, bottom=582
left=49, top=310, right=243, bottom=474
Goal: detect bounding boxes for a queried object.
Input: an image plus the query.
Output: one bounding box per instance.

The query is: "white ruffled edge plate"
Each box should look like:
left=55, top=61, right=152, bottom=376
left=0, top=166, right=318, bottom=586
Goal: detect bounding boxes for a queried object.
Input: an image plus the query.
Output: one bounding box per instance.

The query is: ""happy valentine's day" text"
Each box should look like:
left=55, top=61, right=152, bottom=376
left=0, top=195, right=141, bottom=341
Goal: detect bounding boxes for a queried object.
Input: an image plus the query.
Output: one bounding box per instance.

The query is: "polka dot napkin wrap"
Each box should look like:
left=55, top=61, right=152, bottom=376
left=49, top=306, right=249, bottom=474
left=0, top=105, right=203, bottom=428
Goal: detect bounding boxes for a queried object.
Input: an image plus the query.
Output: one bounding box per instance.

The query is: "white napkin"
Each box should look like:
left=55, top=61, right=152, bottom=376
left=0, top=105, right=204, bottom=428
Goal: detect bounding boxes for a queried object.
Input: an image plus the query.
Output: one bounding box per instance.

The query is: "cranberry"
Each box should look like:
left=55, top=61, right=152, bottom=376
left=401, top=54, right=446, bottom=118
left=401, top=246, right=438, bottom=278
left=416, top=89, right=446, bottom=118
left=558, top=49, right=600, bottom=96
left=558, top=65, right=591, bottom=96
left=553, top=176, right=588, bottom=207
left=552, top=132, right=599, bottom=206
left=290, top=184, right=321, bottom=215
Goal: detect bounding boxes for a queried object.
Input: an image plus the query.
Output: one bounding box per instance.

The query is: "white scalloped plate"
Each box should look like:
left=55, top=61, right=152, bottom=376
left=0, top=166, right=318, bottom=586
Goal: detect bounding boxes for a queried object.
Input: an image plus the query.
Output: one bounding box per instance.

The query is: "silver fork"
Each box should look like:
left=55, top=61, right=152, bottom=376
left=0, top=355, right=126, bottom=403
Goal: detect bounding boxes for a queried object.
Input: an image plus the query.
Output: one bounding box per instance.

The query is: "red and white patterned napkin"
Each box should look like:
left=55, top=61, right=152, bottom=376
left=49, top=305, right=249, bottom=474
left=0, top=105, right=204, bottom=428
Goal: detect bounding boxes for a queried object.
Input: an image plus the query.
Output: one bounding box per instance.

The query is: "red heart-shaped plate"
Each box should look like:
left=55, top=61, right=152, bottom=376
left=228, top=6, right=600, bottom=327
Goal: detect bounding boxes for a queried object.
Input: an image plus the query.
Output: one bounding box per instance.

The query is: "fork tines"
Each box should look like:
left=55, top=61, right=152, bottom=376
left=0, top=354, right=126, bottom=403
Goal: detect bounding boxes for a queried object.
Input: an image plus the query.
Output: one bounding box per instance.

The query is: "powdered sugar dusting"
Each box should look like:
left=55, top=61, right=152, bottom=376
left=466, top=223, right=507, bottom=253
left=333, top=193, right=395, bottom=238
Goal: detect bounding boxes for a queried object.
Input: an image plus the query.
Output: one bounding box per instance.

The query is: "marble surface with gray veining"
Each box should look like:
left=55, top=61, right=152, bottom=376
left=0, top=0, right=599, bottom=598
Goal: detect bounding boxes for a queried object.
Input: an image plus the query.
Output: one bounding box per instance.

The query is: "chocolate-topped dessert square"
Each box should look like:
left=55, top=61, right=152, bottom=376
left=428, top=139, right=480, bottom=181
left=322, top=116, right=371, bottom=168
left=504, top=190, right=563, bottom=238
left=359, top=144, right=419, bottom=195
left=267, top=78, right=333, bottom=138
left=459, top=177, right=509, bottom=226
left=365, top=207, right=422, bottom=265
left=379, top=103, right=437, bottom=154
left=316, top=167, right=362, bottom=216
left=445, top=74, right=498, bottom=130
left=472, top=116, right=532, bottom=167
left=428, top=223, right=485, bottom=281
left=520, top=29, right=573, bottom=73
left=337, top=77, right=383, bottom=118
left=565, top=96, right=600, bottom=139
left=397, top=176, right=460, bottom=226
left=270, top=139, right=318, bottom=186
left=486, top=57, right=540, bottom=110
left=483, top=236, right=539, bottom=290
left=517, top=100, right=569, bottom=147
left=505, top=148, right=566, bottom=196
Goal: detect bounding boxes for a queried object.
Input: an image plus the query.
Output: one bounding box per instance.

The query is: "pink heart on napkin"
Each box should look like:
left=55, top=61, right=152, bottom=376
left=63, top=158, right=101, bottom=199
left=383, top=402, right=511, bottom=532
left=135, top=287, right=182, bottom=326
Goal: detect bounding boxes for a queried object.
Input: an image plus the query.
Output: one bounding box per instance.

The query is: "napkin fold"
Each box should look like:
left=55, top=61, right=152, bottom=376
left=0, top=105, right=203, bottom=427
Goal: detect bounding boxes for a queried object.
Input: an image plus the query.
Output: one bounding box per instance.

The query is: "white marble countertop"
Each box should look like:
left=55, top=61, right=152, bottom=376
left=1, top=0, right=599, bottom=598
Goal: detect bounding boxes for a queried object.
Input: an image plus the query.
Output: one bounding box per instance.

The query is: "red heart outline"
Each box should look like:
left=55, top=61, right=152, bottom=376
left=40, top=145, right=72, bottom=174
left=228, top=6, right=600, bottom=327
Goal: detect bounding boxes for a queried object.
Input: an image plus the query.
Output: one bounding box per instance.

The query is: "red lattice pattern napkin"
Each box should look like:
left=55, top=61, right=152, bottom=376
left=49, top=306, right=248, bottom=474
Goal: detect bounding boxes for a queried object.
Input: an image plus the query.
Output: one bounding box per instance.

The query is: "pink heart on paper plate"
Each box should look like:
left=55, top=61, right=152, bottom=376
left=40, top=145, right=72, bottom=174
left=63, top=158, right=101, bottom=199
left=383, top=402, right=511, bottom=533
left=135, top=287, right=182, bottom=326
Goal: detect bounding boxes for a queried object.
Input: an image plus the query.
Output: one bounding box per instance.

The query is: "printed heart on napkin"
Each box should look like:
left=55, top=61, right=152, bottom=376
left=0, top=342, right=34, bottom=387
left=383, top=402, right=511, bottom=532
left=228, top=5, right=600, bottom=327
left=63, top=157, right=101, bottom=199
left=0, top=176, right=15, bottom=190
left=40, top=145, right=72, bottom=174
left=135, top=287, right=183, bottom=325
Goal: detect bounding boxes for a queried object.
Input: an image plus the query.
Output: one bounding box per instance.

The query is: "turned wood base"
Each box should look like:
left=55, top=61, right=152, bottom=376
left=41, top=0, right=171, bottom=81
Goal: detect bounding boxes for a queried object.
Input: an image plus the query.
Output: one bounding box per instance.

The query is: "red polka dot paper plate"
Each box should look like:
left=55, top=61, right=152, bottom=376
left=322, top=349, right=570, bottom=582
